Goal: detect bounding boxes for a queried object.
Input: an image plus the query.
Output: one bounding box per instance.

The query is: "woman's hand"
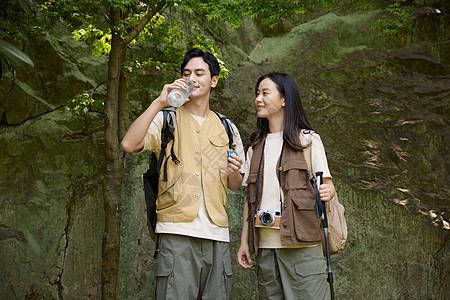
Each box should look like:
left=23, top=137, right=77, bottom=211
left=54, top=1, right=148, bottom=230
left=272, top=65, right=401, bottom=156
left=237, top=243, right=253, bottom=269
left=319, top=177, right=335, bottom=202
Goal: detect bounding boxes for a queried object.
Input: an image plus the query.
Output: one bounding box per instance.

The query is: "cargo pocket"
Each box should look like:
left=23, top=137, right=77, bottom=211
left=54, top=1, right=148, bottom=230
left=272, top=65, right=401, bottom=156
left=294, top=260, right=328, bottom=298
left=223, top=257, right=233, bottom=299
left=291, top=196, right=322, bottom=242
left=295, top=260, right=326, bottom=277
left=154, top=250, right=175, bottom=299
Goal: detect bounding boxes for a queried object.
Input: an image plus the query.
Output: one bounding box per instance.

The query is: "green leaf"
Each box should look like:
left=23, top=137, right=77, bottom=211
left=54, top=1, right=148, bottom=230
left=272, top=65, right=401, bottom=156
left=0, top=40, right=34, bottom=67
left=18, top=0, right=35, bottom=14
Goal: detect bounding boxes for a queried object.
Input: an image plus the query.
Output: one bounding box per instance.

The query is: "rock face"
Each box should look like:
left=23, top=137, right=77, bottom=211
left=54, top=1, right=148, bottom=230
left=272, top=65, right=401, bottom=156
left=1, top=6, right=449, bottom=300
left=1, top=28, right=108, bottom=299
left=217, top=10, right=449, bottom=299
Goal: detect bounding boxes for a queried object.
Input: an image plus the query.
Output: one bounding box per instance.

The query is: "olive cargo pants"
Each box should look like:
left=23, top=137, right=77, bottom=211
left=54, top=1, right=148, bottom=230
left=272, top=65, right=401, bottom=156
left=154, top=234, right=232, bottom=300
left=257, top=245, right=330, bottom=300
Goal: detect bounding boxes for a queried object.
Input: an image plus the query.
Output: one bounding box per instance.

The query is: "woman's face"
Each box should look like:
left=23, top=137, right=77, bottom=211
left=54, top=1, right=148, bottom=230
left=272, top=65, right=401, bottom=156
left=255, top=78, right=285, bottom=121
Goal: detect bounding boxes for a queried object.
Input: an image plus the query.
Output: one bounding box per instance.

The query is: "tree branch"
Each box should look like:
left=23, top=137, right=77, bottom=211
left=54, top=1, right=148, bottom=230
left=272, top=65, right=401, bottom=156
left=122, top=0, right=166, bottom=46
left=104, top=13, right=112, bottom=26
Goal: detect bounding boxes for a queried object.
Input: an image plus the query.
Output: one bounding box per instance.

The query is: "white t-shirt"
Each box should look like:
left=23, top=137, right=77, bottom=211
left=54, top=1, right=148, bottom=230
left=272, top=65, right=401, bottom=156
left=242, top=130, right=331, bottom=248
left=142, top=111, right=245, bottom=242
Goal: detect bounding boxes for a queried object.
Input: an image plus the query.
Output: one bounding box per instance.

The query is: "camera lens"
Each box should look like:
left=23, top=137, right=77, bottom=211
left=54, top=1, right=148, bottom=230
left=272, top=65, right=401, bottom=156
left=260, top=212, right=274, bottom=226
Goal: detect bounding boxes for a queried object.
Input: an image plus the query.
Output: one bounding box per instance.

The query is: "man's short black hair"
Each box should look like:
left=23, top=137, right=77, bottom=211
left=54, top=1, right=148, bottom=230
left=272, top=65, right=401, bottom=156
left=180, top=48, right=220, bottom=78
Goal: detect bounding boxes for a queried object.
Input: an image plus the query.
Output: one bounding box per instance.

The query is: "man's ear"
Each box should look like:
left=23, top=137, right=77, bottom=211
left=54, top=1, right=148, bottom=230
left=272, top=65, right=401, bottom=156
left=211, top=75, right=219, bottom=88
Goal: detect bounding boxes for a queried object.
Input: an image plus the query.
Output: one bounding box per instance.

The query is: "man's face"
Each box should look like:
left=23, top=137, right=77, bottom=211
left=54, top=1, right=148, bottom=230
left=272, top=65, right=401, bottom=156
left=182, top=57, right=218, bottom=100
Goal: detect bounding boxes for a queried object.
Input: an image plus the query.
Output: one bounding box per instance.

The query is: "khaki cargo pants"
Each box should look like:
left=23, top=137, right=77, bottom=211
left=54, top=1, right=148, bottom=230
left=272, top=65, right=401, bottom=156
left=257, top=245, right=330, bottom=300
left=154, top=234, right=232, bottom=300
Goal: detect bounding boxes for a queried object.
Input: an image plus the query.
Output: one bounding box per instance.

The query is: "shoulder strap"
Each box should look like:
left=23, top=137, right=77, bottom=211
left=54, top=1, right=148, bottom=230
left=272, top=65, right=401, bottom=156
left=303, top=132, right=313, bottom=181
left=157, top=109, right=178, bottom=181
left=214, top=111, right=235, bottom=150
left=304, top=131, right=333, bottom=217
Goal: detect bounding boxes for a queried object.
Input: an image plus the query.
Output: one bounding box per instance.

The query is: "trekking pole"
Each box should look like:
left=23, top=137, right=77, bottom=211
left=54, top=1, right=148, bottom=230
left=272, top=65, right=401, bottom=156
left=314, top=172, right=335, bottom=300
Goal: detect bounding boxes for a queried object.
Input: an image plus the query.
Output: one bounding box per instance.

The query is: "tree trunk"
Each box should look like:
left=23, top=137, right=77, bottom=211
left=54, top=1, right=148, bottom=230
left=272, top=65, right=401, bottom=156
left=101, top=3, right=164, bottom=298
left=102, top=8, right=124, bottom=300
left=118, top=47, right=129, bottom=146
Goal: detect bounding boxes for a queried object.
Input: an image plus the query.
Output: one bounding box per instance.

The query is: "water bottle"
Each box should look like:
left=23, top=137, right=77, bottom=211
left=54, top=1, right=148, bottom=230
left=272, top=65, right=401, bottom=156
left=168, top=78, right=194, bottom=107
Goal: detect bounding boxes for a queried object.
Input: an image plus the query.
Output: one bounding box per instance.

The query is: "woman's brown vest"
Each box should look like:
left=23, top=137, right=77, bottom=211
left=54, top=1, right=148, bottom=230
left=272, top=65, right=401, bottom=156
left=246, top=139, right=322, bottom=254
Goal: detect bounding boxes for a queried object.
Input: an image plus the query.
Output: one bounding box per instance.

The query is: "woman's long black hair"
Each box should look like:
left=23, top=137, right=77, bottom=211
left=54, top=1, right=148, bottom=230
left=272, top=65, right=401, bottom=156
left=249, top=72, right=314, bottom=150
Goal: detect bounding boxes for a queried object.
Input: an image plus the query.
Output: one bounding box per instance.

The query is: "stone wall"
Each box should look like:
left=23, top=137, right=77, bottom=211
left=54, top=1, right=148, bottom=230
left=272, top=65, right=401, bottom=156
left=1, top=4, right=449, bottom=300
left=0, top=29, right=108, bottom=299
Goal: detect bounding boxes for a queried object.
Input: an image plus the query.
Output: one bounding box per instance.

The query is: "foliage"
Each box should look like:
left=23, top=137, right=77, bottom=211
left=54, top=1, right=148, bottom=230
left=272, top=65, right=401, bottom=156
left=0, top=0, right=39, bottom=40
left=0, top=0, right=37, bottom=77
left=176, top=0, right=336, bottom=29
left=18, top=0, right=35, bottom=14
left=350, top=0, right=374, bottom=11
left=64, top=93, right=103, bottom=115
left=371, top=2, right=416, bottom=34
left=73, top=25, right=112, bottom=56
left=71, top=3, right=228, bottom=78
left=0, top=40, right=34, bottom=68
left=349, top=0, right=436, bottom=34
left=37, top=0, right=107, bottom=29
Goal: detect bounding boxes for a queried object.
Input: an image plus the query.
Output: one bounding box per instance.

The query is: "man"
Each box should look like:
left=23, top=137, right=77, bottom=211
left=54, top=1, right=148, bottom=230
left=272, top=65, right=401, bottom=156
left=121, top=48, right=245, bottom=300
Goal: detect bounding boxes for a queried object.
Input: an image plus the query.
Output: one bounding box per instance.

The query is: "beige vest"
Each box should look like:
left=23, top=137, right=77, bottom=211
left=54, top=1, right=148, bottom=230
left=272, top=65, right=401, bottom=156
left=156, top=107, right=230, bottom=227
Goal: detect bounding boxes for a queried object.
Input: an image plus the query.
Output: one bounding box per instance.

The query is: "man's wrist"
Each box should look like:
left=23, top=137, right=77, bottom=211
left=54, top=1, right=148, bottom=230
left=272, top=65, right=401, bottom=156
left=152, top=97, right=167, bottom=110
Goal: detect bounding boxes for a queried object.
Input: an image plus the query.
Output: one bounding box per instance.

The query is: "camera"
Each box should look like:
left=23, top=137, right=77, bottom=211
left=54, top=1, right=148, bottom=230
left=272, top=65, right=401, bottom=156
left=255, top=210, right=281, bottom=229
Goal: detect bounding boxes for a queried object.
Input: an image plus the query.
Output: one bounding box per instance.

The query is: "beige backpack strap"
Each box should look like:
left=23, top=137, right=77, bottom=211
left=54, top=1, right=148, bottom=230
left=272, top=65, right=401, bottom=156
left=304, top=131, right=330, bottom=216
left=303, top=131, right=313, bottom=181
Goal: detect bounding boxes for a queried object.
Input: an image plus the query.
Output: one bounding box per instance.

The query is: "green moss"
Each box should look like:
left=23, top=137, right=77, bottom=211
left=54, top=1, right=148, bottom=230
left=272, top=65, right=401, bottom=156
left=354, top=113, right=394, bottom=124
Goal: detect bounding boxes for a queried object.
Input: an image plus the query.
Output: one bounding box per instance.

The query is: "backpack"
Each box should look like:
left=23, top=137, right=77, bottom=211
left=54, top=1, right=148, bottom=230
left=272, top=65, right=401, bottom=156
left=303, top=136, right=348, bottom=255
left=141, top=109, right=236, bottom=242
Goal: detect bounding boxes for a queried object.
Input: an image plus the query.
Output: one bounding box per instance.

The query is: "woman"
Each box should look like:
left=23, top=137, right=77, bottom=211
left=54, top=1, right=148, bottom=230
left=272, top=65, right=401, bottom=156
left=237, top=73, right=335, bottom=299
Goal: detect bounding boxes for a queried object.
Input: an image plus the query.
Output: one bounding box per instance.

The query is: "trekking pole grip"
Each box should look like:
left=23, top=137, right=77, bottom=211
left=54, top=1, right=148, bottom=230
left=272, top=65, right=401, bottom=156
left=315, top=171, right=323, bottom=186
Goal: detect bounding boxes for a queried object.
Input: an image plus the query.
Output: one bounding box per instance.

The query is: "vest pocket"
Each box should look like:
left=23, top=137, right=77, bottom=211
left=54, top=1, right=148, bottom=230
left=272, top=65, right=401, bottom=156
left=291, top=196, right=322, bottom=242
left=245, top=173, right=258, bottom=204
left=157, top=163, right=183, bottom=210
left=281, top=159, right=309, bottom=190
left=208, top=132, right=229, bottom=148
left=208, top=132, right=229, bottom=168
left=220, top=169, right=229, bottom=207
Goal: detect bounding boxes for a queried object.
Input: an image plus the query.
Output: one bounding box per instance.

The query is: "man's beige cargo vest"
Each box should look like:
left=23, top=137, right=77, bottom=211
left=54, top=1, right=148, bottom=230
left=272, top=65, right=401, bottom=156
left=156, top=106, right=230, bottom=227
